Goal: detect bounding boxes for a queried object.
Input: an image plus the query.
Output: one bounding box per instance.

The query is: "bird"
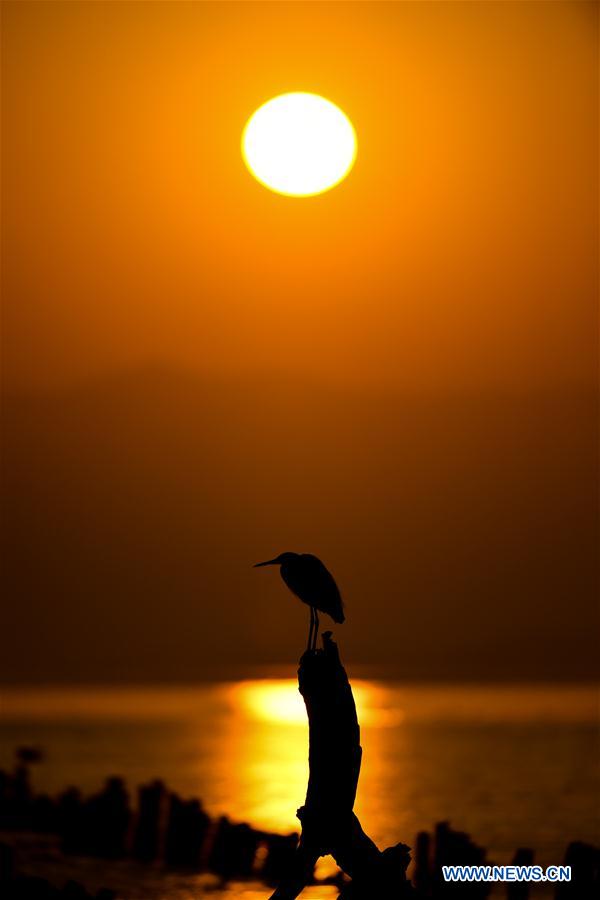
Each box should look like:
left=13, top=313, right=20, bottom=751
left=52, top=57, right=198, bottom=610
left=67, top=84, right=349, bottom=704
left=253, top=552, right=344, bottom=651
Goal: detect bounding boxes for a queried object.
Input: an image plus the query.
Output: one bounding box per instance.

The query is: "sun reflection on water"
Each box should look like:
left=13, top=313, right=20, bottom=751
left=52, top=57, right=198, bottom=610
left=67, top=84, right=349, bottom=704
left=218, top=679, right=407, bottom=841
left=232, top=679, right=405, bottom=728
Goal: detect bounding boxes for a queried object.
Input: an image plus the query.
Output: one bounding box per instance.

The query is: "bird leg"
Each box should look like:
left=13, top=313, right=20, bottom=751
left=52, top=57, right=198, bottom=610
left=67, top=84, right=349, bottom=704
left=313, top=609, right=320, bottom=651
left=307, top=607, right=315, bottom=653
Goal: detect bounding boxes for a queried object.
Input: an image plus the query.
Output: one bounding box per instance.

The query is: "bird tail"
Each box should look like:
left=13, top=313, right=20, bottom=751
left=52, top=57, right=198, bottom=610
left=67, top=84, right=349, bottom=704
left=333, top=604, right=345, bottom=624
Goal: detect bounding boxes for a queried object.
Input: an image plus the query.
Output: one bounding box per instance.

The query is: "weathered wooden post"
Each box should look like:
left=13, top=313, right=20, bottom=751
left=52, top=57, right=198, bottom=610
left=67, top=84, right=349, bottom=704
left=507, top=848, right=534, bottom=900
left=269, top=631, right=416, bottom=899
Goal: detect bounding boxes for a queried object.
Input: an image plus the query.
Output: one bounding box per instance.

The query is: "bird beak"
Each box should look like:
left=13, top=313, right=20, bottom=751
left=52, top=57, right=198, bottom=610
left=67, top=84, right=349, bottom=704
left=253, top=558, right=278, bottom=567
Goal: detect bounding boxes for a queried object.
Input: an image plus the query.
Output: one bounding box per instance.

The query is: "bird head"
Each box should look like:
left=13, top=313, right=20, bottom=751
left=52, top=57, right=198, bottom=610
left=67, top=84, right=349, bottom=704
left=253, top=552, right=298, bottom=567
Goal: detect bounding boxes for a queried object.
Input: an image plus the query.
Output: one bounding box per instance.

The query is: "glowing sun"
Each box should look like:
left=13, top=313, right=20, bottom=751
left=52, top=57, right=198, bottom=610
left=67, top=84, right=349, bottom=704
left=242, top=92, right=357, bottom=197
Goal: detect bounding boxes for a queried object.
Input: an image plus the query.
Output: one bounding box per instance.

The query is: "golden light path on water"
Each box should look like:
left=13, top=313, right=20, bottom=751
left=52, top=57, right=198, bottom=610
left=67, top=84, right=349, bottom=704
left=1, top=679, right=598, bottom=886
left=224, top=679, right=403, bottom=882
left=223, top=680, right=404, bottom=830
left=234, top=679, right=403, bottom=727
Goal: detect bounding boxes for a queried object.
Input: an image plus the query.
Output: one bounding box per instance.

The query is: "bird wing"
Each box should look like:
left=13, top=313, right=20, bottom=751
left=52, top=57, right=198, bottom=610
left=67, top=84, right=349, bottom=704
left=299, top=554, right=345, bottom=623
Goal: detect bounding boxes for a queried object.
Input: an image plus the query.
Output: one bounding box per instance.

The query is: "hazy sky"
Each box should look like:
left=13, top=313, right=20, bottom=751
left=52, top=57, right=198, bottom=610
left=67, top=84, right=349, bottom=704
left=2, top=1, right=598, bottom=682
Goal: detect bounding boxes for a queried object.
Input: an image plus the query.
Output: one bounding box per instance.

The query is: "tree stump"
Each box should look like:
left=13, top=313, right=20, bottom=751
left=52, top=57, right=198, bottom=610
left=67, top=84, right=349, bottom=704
left=269, top=632, right=416, bottom=899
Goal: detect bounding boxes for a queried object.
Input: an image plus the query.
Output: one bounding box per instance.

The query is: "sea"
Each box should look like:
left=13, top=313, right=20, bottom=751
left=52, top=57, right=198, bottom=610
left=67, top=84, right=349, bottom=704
left=1, top=681, right=598, bottom=898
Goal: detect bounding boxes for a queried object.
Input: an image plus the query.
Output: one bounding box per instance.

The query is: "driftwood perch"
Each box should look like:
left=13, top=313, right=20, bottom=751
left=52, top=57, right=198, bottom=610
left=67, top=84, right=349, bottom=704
left=269, top=632, right=416, bottom=899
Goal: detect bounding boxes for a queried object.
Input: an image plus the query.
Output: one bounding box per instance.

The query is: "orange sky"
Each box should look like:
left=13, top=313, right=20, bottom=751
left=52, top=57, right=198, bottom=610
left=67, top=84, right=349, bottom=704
left=2, top=1, right=598, bottom=683
left=3, top=0, right=597, bottom=392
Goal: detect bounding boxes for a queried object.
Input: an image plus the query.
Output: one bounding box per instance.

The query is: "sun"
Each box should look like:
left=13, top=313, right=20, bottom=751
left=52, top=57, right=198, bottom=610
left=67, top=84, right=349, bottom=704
left=242, top=92, right=357, bottom=197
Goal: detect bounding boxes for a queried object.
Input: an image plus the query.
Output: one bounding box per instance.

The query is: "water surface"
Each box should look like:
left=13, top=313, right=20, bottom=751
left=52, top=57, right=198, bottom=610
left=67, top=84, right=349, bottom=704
left=1, top=681, right=598, bottom=892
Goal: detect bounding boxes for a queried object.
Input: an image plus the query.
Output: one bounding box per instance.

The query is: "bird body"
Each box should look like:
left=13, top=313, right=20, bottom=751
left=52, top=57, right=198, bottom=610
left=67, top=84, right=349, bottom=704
left=280, top=553, right=345, bottom=623
left=254, top=552, right=344, bottom=650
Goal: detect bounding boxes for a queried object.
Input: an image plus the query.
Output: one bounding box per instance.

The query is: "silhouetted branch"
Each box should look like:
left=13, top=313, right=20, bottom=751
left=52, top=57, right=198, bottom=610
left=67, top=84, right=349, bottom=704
left=269, top=632, right=415, bottom=899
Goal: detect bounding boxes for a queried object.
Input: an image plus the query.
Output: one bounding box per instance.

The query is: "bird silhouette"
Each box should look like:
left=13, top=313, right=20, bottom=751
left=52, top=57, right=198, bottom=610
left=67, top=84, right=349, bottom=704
left=254, top=552, right=344, bottom=651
